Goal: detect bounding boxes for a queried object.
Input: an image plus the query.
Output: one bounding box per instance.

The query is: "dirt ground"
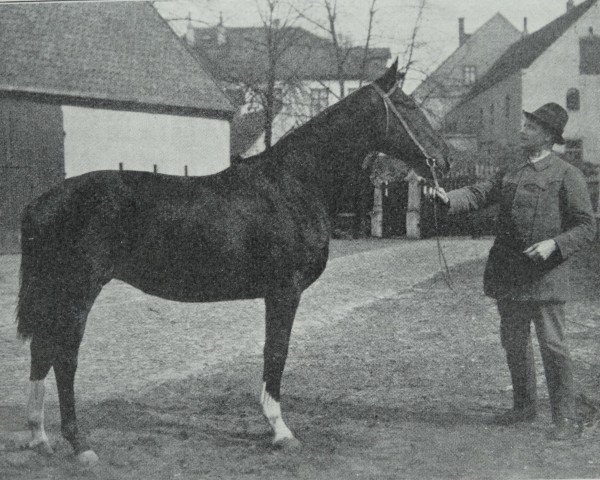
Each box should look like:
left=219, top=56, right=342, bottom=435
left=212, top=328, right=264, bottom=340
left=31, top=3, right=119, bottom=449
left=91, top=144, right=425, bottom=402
left=1, top=237, right=599, bottom=480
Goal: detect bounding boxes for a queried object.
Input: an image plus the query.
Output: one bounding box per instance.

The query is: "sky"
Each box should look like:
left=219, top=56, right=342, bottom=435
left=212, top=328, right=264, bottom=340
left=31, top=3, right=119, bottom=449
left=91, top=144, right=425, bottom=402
left=155, top=0, right=577, bottom=92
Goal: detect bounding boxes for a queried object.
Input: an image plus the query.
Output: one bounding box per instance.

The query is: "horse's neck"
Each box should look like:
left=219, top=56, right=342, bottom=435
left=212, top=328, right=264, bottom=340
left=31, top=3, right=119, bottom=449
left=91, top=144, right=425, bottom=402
left=272, top=119, right=371, bottom=192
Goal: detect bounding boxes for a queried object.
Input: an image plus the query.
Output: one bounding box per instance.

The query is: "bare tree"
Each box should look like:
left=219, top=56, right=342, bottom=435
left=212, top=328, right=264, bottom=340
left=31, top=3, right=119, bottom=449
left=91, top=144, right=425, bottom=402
left=294, top=0, right=357, bottom=99
left=358, top=0, right=378, bottom=88
left=255, top=0, right=305, bottom=148
left=399, top=0, right=427, bottom=89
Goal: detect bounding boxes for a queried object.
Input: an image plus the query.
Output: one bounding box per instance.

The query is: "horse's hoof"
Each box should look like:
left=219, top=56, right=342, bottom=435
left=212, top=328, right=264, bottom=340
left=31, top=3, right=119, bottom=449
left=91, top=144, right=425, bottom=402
left=273, top=436, right=302, bottom=451
left=30, top=440, right=53, bottom=456
left=76, top=450, right=99, bottom=467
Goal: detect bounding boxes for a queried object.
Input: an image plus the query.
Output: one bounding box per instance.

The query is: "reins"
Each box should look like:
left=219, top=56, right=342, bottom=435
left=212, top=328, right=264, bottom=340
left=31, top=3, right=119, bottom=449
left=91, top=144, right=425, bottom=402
left=372, top=82, right=455, bottom=291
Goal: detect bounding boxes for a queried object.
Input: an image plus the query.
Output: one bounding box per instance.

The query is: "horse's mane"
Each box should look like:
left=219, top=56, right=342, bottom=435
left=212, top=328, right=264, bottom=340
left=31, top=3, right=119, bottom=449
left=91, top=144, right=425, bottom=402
left=272, top=86, right=367, bottom=152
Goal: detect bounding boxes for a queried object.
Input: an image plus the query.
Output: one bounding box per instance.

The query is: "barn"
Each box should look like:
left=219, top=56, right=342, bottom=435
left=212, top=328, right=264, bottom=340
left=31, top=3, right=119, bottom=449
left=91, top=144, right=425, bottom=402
left=0, top=1, right=235, bottom=253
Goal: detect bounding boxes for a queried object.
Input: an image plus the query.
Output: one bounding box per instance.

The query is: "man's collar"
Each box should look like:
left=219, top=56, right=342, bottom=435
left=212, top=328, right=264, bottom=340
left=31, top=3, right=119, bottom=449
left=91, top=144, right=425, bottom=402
left=519, top=150, right=555, bottom=171
left=529, top=150, right=551, bottom=163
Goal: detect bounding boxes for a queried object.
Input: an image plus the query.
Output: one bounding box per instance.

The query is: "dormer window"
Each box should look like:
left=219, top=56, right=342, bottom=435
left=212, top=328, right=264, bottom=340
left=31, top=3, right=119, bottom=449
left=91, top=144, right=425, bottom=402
left=463, top=66, right=477, bottom=85
left=580, top=33, right=600, bottom=74
left=310, top=88, right=329, bottom=116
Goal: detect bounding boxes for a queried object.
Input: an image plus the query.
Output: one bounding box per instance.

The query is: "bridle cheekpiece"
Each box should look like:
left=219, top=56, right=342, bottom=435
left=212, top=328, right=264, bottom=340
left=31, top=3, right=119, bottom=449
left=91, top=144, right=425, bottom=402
left=371, top=82, right=441, bottom=187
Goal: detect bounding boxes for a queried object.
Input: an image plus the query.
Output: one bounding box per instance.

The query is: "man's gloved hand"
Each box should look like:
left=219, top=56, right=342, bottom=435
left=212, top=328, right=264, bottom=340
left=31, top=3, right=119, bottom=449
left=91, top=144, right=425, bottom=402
left=523, top=239, right=557, bottom=262
left=422, top=185, right=449, bottom=205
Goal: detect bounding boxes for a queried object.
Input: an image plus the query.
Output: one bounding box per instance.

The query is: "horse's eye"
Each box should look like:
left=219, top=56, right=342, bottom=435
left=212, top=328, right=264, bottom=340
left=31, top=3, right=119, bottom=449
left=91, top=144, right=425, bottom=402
left=393, top=95, right=417, bottom=110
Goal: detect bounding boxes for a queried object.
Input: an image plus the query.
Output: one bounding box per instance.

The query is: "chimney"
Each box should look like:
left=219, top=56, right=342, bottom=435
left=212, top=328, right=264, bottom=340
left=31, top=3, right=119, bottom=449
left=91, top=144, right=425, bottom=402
left=458, top=17, right=467, bottom=46
left=523, top=17, right=528, bottom=35
left=216, top=12, right=227, bottom=45
left=567, top=0, right=575, bottom=11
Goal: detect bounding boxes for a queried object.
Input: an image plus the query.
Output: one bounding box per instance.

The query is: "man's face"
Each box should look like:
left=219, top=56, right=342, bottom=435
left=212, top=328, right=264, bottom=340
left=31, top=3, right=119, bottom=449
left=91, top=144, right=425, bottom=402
left=520, top=117, right=552, bottom=152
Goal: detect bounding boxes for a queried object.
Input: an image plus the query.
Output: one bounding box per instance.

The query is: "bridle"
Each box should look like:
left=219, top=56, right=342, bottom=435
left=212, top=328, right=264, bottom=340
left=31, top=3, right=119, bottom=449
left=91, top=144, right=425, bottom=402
left=371, top=82, right=454, bottom=290
left=371, top=82, right=442, bottom=188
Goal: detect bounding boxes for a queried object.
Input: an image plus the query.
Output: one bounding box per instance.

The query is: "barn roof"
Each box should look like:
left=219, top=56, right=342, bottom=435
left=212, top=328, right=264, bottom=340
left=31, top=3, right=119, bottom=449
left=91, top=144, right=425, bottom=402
left=190, top=25, right=390, bottom=83
left=462, top=0, right=598, bottom=103
left=0, top=1, right=234, bottom=117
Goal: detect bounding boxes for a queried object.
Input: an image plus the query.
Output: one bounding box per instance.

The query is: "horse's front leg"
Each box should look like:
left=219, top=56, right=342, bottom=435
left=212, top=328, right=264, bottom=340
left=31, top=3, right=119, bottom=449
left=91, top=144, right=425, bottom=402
left=261, top=285, right=302, bottom=450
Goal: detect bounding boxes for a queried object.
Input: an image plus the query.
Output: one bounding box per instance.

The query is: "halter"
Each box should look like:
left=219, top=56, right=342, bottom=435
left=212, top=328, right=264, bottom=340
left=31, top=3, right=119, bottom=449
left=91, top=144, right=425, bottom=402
left=371, top=82, right=441, bottom=187
left=372, top=82, right=454, bottom=290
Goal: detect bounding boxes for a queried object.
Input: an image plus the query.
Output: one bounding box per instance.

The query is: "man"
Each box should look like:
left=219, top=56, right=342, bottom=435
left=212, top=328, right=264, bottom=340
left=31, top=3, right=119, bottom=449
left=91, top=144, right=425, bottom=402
left=427, top=103, right=596, bottom=440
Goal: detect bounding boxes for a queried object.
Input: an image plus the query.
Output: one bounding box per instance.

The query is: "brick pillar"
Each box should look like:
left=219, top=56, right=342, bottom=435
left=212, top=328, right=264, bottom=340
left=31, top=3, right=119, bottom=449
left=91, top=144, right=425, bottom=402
left=371, top=184, right=383, bottom=238
left=404, top=170, right=422, bottom=239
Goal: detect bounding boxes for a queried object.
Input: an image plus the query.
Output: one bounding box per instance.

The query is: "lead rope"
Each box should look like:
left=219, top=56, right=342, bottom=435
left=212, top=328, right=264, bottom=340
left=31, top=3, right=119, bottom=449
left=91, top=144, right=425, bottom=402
left=371, top=83, right=455, bottom=291
left=427, top=157, right=456, bottom=292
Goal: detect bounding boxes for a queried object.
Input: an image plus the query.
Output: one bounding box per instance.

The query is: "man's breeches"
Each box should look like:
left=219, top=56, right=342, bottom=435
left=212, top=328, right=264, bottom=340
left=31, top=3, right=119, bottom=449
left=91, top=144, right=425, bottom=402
left=496, top=299, right=575, bottom=421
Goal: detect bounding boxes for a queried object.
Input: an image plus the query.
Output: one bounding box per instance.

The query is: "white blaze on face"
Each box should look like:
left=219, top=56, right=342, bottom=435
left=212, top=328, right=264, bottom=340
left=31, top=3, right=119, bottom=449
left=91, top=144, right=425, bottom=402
left=27, top=379, right=50, bottom=449
left=260, top=382, right=294, bottom=443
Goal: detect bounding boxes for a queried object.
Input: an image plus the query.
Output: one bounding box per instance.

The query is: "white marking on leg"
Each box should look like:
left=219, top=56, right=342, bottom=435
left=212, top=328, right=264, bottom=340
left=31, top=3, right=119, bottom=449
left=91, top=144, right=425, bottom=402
left=27, top=380, right=51, bottom=453
left=261, top=382, right=294, bottom=443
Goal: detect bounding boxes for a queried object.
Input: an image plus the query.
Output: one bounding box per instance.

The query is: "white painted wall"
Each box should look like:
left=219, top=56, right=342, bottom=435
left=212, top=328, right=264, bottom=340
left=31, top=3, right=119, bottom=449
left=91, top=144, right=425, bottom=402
left=522, top=2, right=600, bottom=164
left=63, top=106, right=231, bottom=178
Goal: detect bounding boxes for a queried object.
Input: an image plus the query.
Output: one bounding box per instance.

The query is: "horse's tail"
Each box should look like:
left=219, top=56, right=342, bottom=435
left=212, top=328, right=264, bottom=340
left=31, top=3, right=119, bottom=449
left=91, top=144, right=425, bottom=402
left=16, top=173, right=130, bottom=340
left=16, top=183, right=81, bottom=340
left=16, top=201, right=50, bottom=340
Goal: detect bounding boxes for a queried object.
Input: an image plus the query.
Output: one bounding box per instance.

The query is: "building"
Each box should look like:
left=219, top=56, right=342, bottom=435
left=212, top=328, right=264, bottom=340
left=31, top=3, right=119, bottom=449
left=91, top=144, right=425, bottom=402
left=412, top=13, right=522, bottom=130
left=0, top=1, right=235, bottom=252
left=184, top=20, right=390, bottom=156
left=445, top=0, right=600, bottom=187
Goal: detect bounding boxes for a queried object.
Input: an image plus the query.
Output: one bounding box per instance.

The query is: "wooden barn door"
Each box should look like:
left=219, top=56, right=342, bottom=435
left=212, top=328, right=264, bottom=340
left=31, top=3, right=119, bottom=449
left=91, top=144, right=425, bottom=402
left=0, top=98, right=64, bottom=253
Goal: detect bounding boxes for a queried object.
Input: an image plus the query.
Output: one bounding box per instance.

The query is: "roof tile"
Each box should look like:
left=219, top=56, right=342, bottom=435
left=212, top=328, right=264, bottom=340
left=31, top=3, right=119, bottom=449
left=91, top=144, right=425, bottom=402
left=0, top=1, right=234, bottom=115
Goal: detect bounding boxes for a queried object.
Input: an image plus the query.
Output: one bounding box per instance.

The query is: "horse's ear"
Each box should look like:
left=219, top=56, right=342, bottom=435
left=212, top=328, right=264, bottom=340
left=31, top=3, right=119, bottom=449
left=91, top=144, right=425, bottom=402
left=377, top=58, right=399, bottom=90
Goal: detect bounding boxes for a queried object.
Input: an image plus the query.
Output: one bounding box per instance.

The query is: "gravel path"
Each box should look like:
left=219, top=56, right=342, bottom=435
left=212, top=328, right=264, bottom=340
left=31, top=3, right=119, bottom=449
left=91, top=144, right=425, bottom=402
left=2, top=238, right=599, bottom=480
left=0, top=238, right=492, bottom=407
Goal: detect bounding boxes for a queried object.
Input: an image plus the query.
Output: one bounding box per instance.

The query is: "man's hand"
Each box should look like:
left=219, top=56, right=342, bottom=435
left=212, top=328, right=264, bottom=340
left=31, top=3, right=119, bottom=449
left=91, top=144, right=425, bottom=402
left=422, top=185, right=449, bottom=205
left=523, top=239, right=557, bottom=262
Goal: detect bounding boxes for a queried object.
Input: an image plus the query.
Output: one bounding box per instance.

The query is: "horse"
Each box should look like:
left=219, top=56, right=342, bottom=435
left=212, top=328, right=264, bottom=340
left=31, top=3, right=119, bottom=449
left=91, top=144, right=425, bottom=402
left=16, top=60, right=449, bottom=465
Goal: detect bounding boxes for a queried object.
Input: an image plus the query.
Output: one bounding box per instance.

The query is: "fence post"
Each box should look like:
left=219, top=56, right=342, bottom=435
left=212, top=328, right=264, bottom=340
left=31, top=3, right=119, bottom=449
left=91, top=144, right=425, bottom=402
left=404, top=169, right=422, bottom=239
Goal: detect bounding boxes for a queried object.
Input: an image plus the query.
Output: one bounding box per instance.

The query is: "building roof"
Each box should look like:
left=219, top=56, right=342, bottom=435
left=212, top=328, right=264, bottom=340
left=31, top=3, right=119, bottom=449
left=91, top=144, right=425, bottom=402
left=0, top=1, right=234, bottom=116
left=412, top=13, right=520, bottom=99
left=462, top=0, right=598, bottom=102
left=190, top=25, right=390, bottom=83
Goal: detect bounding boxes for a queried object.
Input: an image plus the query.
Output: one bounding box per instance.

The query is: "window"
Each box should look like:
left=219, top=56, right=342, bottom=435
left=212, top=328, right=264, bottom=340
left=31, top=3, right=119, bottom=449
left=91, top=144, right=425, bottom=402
left=489, top=103, right=495, bottom=127
left=463, top=65, right=477, bottom=85
left=580, top=35, right=600, bottom=74
left=310, top=88, right=329, bottom=116
left=504, top=95, right=511, bottom=118
left=274, top=85, right=283, bottom=100
left=566, top=88, right=580, bottom=111
left=564, top=139, right=583, bottom=167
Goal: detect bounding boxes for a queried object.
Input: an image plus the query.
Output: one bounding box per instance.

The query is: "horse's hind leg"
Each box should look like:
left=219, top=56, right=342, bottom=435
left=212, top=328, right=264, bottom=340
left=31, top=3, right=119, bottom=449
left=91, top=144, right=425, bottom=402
left=261, top=284, right=302, bottom=449
left=26, top=336, right=55, bottom=455
left=53, top=300, right=100, bottom=466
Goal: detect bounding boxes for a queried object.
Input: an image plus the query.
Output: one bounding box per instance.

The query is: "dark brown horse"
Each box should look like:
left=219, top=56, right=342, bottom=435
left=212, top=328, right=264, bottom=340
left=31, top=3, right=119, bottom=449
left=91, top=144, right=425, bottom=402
left=16, top=61, right=449, bottom=465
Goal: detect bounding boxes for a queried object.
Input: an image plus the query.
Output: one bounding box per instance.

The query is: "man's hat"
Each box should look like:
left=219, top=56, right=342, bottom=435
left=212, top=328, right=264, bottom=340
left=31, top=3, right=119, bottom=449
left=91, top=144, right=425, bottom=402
left=523, top=103, right=568, bottom=145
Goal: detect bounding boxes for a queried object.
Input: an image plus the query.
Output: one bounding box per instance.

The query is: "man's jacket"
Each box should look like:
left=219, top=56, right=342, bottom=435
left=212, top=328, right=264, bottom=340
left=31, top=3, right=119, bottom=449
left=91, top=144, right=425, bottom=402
left=446, top=152, right=596, bottom=301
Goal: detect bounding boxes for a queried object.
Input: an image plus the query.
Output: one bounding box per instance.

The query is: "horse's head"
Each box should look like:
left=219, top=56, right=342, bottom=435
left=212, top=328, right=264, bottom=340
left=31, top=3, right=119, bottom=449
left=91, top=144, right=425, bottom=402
left=366, top=59, right=450, bottom=180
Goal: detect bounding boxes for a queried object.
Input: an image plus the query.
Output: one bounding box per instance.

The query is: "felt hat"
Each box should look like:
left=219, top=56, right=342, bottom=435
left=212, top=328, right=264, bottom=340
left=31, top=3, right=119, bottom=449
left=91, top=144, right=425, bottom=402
left=523, top=102, right=568, bottom=145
